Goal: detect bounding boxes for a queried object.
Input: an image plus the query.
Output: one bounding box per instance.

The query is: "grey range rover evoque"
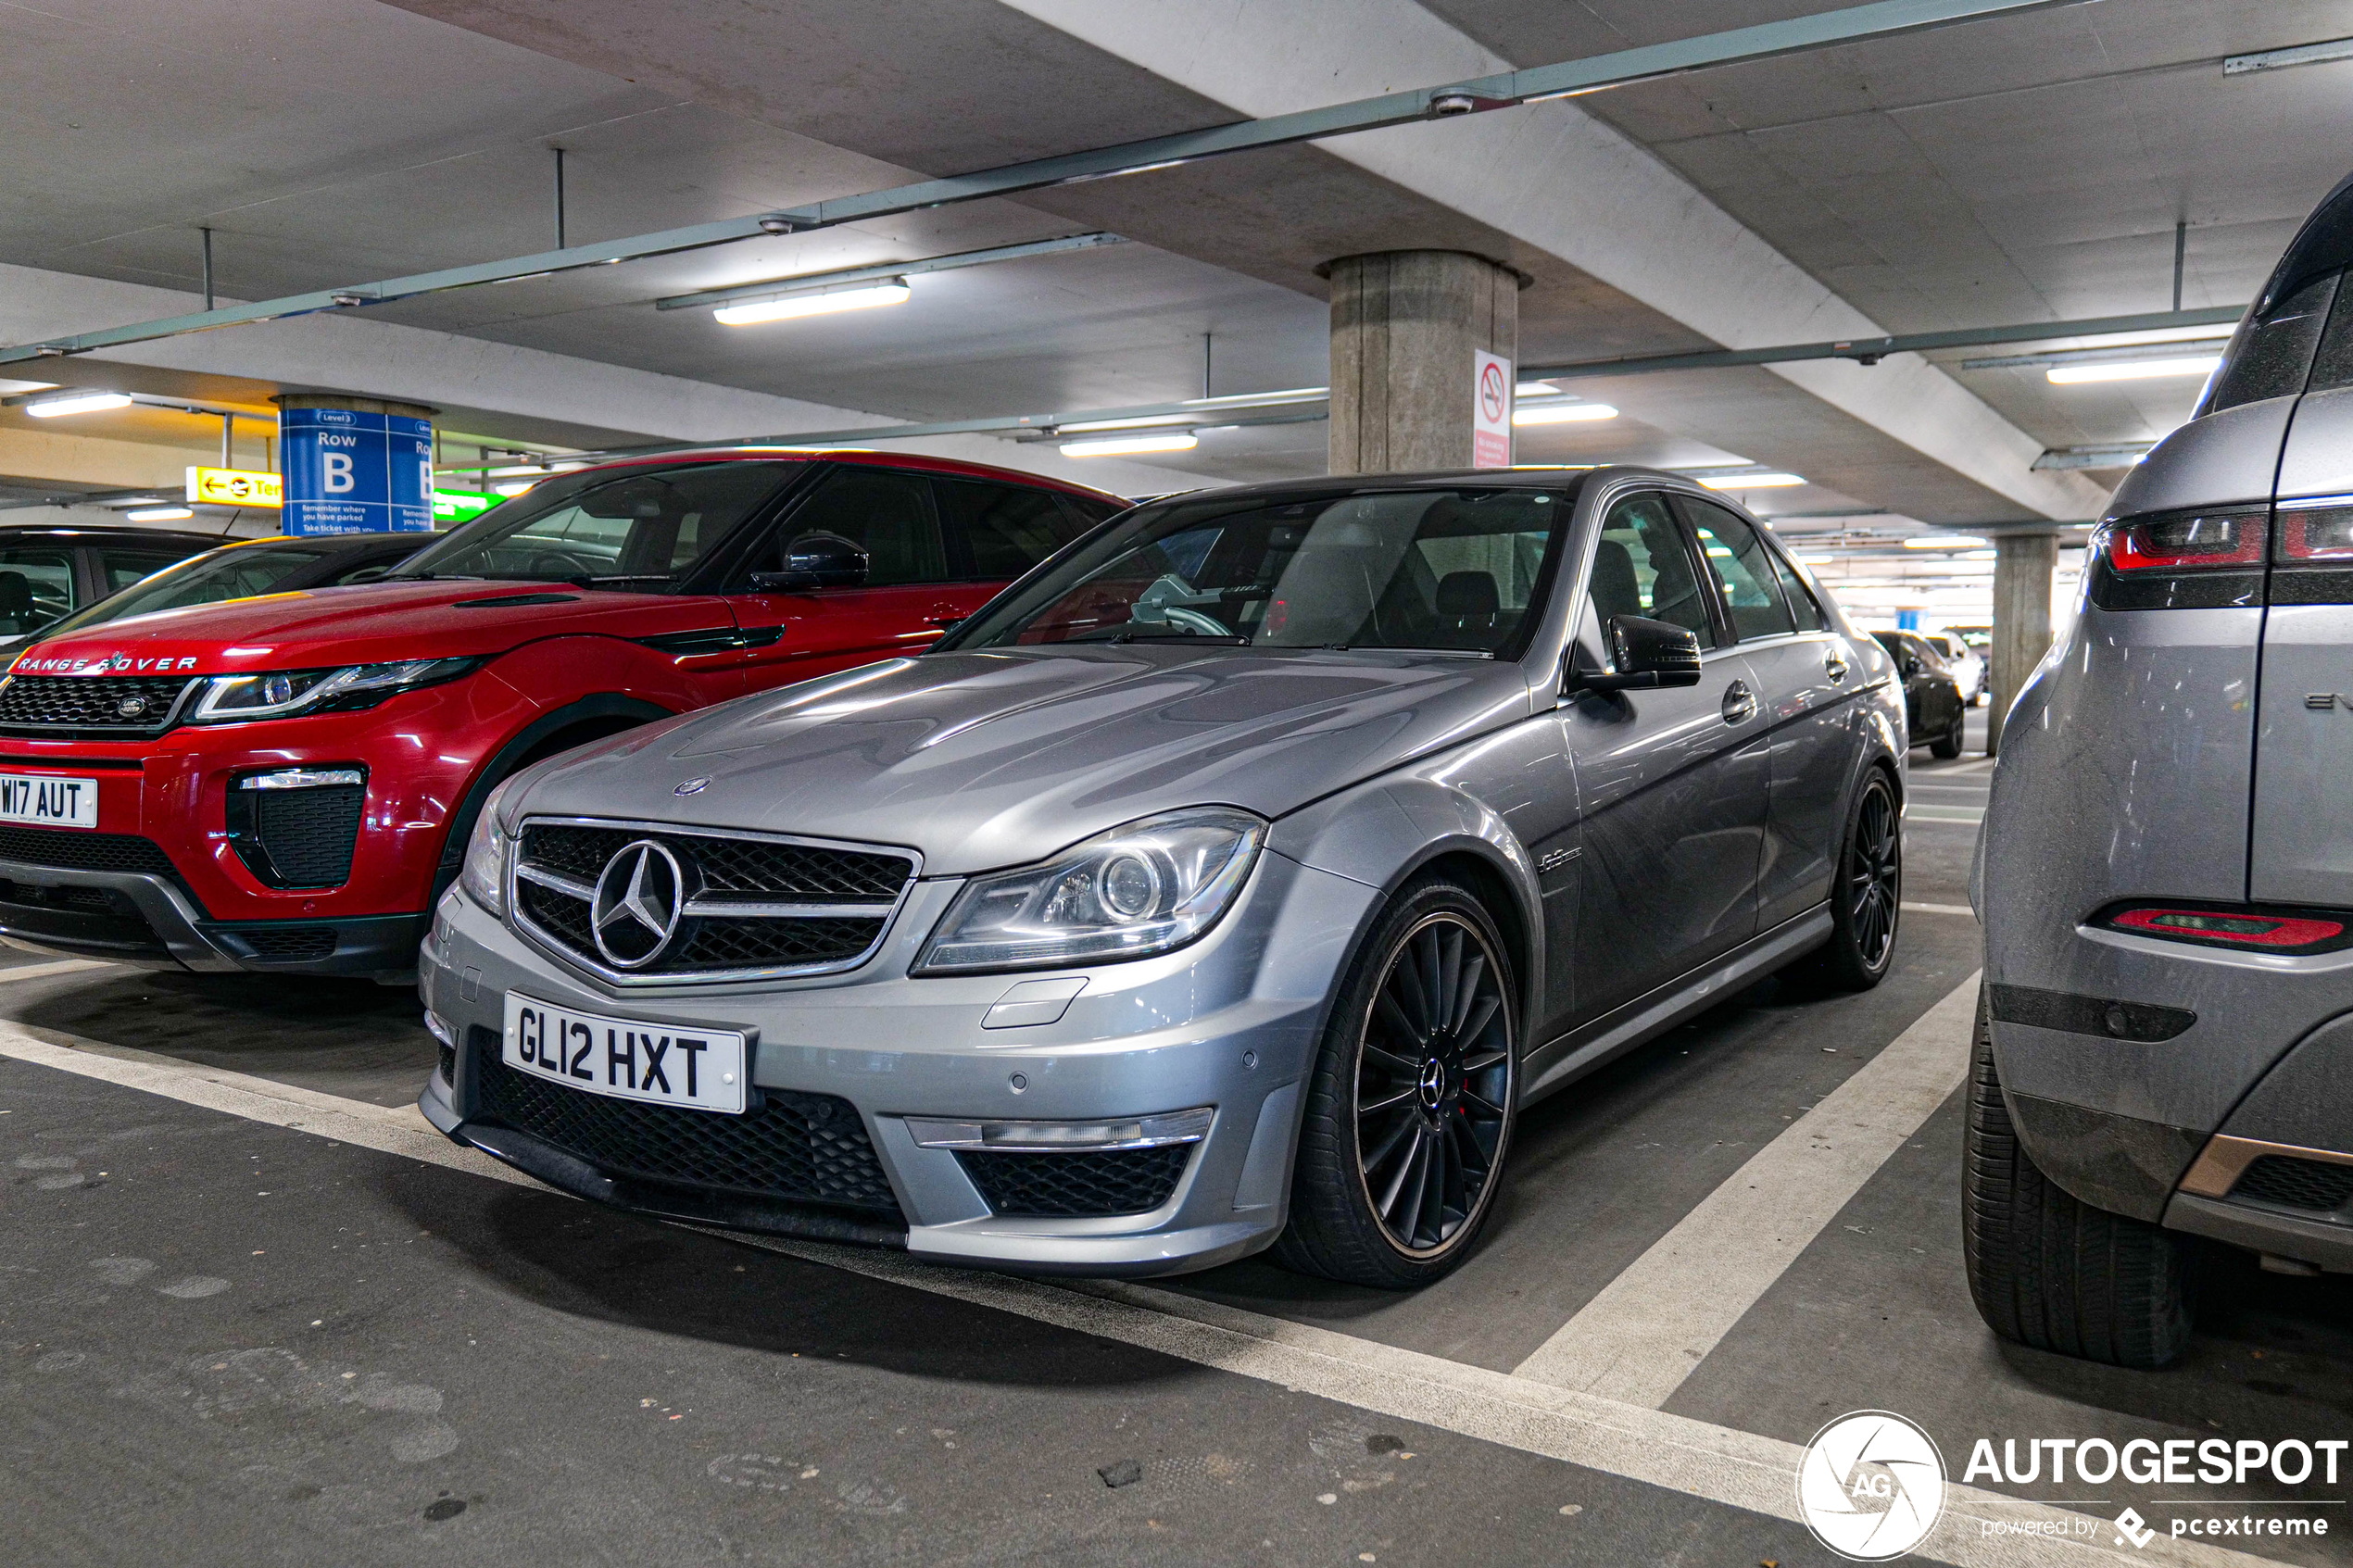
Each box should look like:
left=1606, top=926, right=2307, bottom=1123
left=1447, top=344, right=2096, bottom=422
left=418, top=466, right=1905, bottom=1285
left=1970, top=168, right=2353, bottom=1364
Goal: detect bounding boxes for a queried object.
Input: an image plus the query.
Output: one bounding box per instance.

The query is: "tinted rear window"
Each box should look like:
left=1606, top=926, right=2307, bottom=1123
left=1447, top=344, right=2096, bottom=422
left=2201, top=272, right=2338, bottom=415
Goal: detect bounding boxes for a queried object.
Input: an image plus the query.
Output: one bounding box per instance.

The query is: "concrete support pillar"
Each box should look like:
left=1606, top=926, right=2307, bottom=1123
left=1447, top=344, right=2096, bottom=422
left=1987, top=529, right=2058, bottom=757
left=1327, top=250, right=1518, bottom=475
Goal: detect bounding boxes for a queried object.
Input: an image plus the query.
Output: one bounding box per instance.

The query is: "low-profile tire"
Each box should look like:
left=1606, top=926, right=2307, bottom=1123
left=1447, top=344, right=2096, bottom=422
left=1794, top=768, right=1902, bottom=992
left=1963, top=986, right=2193, bottom=1367
left=1272, top=876, right=1518, bottom=1289
left=1930, top=707, right=1965, bottom=759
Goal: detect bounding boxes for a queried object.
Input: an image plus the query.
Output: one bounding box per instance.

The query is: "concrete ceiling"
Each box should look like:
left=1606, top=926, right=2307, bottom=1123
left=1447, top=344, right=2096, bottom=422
left=1, top=0, right=2348, bottom=532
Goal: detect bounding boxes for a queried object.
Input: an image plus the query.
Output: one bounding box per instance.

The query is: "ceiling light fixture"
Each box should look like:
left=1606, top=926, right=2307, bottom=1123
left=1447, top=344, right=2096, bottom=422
left=712, top=278, right=912, bottom=326
left=1905, top=534, right=1991, bottom=549
left=1060, top=433, right=1198, bottom=458
left=1697, top=471, right=1805, bottom=490
left=1513, top=403, right=1618, bottom=426
left=1515, top=380, right=1559, bottom=397
left=125, top=506, right=194, bottom=522
left=2224, top=35, right=2353, bottom=75
left=1056, top=414, right=1199, bottom=434
left=2046, top=355, right=2221, bottom=384
left=23, top=391, right=132, bottom=418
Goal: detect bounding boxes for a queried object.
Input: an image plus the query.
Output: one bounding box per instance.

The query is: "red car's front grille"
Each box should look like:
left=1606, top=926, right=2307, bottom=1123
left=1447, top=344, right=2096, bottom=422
left=0, top=675, right=197, bottom=734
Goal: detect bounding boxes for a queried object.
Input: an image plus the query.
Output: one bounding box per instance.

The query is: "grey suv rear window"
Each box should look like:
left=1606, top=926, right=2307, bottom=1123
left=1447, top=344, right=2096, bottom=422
left=2202, top=272, right=2338, bottom=414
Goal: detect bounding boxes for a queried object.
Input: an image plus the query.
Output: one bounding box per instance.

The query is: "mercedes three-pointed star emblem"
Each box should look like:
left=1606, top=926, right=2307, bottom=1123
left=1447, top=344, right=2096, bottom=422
left=589, top=839, right=686, bottom=968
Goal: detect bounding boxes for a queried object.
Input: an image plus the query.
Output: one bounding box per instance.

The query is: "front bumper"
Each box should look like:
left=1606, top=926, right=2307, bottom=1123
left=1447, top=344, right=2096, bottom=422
left=417, top=849, right=1377, bottom=1275
left=0, top=858, right=427, bottom=978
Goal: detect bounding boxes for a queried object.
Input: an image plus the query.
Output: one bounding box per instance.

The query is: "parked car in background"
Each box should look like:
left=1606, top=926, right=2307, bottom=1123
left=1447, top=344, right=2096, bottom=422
left=1923, top=633, right=1984, bottom=706
left=1972, top=167, right=2353, bottom=1367
left=1869, top=629, right=1968, bottom=757
left=28, top=532, right=428, bottom=643
left=0, top=525, right=221, bottom=656
left=419, top=467, right=1904, bottom=1284
left=0, top=450, right=1126, bottom=980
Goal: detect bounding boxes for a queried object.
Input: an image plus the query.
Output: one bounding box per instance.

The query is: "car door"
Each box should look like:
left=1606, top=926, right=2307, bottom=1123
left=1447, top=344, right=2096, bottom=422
left=932, top=475, right=1087, bottom=618
left=1560, top=490, right=1770, bottom=1028
left=1676, top=495, right=1866, bottom=930
left=725, top=464, right=974, bottom=696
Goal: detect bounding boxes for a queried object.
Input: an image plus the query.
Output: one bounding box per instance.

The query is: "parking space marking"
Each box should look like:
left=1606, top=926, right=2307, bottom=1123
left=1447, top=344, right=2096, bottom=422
left=0, top=958, right=115, bottom=984
left=0, top=1011, right=2296, bottom=1568
left=1908, top=806, right=1986, bottom=822
left=1902, top=901, right=1978, bottom=917
left=1511, top=973, right=1982, bottom=1408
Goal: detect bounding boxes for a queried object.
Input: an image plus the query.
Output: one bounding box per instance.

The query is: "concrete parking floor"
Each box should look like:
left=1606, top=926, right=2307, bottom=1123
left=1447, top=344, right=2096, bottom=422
left=4, top=727, right=2348, bottom=1567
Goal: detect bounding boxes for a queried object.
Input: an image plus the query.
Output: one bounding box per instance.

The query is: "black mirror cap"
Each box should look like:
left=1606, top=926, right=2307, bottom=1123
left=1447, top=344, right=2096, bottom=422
left=753, top=532, right=871, bottom=592
left=1572, top=613, right=1705, bottom=693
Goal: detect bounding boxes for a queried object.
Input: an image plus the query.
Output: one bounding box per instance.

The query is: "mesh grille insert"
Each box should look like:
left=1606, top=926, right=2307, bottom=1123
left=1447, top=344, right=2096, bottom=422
left=0, top=675, right=194, bottom=734
left=251, top=785, right=363, bottom=886
left=475, top=1051, right=900, bottom=1214
left=2232, top=1155, right=2353, bottom=1214
left=958, top=1145, right=1193, bottom=1218
left=0, top=824, right=177, bottom=877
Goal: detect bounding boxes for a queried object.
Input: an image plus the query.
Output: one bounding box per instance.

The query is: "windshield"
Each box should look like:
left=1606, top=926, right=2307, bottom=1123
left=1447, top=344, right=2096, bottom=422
left=36, top=541, right=330, bottom=639
left=395, top=460, right=795, bottom=588
left=939, top=487, right=1566, bottom=656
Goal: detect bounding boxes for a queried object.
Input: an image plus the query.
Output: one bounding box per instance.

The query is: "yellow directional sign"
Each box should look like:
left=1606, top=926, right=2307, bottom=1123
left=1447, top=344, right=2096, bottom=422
left=184, top=466, right=283, bottom=507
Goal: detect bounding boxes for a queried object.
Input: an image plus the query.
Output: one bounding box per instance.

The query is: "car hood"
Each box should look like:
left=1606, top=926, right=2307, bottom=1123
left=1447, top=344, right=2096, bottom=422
left=7, top=580, right=731, bottom=674
left=522, top=646, right=1535, bottom=875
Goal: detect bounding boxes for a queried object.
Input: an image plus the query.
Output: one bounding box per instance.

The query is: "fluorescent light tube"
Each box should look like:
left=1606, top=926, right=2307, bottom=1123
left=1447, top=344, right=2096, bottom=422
left=125, top=507, right=194, bottom=521
left=713, top=280, right=911, bottom=325
left=1057, top=415, right=1198, bottom=433
left=1060, top=433, right=1198, bottom=458
left=1697, top=471, right=1805, bottom=489
left=24, top=391, right=132, bottom=418
left=1513, top=403, right=1617, bottom=426
left=2046, top=355, right=2221, bottom=384
left=1515, top=381, right=1559, bottom=396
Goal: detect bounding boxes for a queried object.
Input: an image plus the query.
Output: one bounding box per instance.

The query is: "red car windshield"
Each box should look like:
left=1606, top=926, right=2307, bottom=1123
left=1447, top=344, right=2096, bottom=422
left=396, top=461, right=794, bottom=589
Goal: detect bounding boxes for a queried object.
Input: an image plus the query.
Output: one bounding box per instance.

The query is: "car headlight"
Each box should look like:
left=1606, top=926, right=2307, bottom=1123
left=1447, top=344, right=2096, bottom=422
left=457, top=776, right=520, bottom=918
left=914, top=807, right=1265, bottom=975
left=189, top=658, right=477, bottom=723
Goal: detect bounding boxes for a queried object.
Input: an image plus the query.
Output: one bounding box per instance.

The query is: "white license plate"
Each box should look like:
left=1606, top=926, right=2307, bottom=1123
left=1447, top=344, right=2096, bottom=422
left=0, top=773, right=98, bottom=829
left=502, top=993, right=749, bottom=1114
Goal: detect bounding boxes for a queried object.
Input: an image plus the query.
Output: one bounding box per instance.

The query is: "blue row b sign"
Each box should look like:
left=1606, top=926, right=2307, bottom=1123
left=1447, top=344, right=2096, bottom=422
left=280, top=407, right=434, bottom=535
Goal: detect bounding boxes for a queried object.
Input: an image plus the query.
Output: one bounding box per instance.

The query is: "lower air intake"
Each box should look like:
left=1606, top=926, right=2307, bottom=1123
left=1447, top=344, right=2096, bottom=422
left=958, top=1145, right=1193, bottom=1218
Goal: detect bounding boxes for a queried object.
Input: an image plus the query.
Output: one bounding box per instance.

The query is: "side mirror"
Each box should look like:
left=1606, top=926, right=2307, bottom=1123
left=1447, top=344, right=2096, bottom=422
left=749, top=532, right=870, bottom=593
left=1902, top=655, right=1922, bottom=677
left=1570, top=614, right=1705, bottom=694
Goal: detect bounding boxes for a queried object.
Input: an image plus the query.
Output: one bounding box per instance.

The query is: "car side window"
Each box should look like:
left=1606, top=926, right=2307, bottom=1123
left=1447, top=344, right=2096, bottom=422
left=775, top=468, right=948, bottom=586
left=0, top=548, right=76, bottom=634
left=100, top=546, right=200, bottom=595
left=935, top=478, right=1081, bottom=581
left=1766, top=547, right=1826, bottom=632
left=1680, top=498, right=1795, bottom=641
left=1591, top=493, right=1711, bottom=638
left=2206, top=271, right=2337, bottom=413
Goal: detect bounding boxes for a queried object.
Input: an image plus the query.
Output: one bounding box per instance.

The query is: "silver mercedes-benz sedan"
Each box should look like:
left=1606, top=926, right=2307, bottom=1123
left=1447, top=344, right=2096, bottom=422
left=418, top=468, right=1905, bottom=1285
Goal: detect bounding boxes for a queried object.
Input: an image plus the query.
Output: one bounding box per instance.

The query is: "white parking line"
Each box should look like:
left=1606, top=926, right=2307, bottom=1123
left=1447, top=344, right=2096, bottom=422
left=1908, top=806, right=1986, bottom=822
left=0, top=1012, right=2291, bottom=1568
left=1511, top=973, right=1981, bottom=1407
left=0, top=958, right=115, bottom=984
left=1902, top=901, right=1978, bottom=918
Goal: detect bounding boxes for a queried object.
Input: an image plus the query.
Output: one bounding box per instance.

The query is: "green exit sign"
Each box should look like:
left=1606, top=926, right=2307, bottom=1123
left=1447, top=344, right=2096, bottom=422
left=432, top=489, right=497, bottom=524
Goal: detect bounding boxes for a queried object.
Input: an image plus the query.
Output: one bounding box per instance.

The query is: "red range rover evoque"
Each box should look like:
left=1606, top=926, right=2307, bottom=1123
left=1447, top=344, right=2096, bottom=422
left=0, top=449, right=1125, bottom=979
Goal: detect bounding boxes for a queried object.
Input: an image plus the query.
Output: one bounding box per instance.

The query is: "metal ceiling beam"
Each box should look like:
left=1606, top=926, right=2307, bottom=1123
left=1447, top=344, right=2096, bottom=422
left=1526, top=305, right=2245, bottom=380
left=653, top=232, right=1126, bottom=311
left=0, top=0, right=2078, bottom=368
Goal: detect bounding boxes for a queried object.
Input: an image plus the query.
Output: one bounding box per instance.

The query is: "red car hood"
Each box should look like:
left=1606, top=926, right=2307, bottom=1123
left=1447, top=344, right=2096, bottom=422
left=9, top=580, right=734, bottom=675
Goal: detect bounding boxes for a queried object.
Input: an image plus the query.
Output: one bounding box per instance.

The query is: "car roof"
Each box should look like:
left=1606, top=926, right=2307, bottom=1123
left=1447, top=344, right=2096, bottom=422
left=0, top=525, right=221, bottom=548
left=1113, top=466, right=1604, bottom=508
left=219, top=531, right=427, bottom=553
left=544, top=447, right=1128, bottom=507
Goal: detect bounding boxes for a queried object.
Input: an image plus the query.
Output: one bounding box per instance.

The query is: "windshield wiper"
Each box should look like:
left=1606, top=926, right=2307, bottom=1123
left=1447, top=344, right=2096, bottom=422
left=1111, top=632, right=1248, bottom=645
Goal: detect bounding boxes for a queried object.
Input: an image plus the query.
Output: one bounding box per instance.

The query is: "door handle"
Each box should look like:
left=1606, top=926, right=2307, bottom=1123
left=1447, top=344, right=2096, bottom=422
left=1721, top=680, right=1756, bottom=724
left=1825, top=651, right=1848, bottom=683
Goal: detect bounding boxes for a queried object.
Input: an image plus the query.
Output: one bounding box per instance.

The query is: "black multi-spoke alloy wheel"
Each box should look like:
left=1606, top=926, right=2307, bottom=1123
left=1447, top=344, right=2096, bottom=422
left=1930, top=704, right=1965, bottom=759
left=1799, top=769, right=1901, bottom=991
left=1274, top=878, right=1517, bottom=1287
